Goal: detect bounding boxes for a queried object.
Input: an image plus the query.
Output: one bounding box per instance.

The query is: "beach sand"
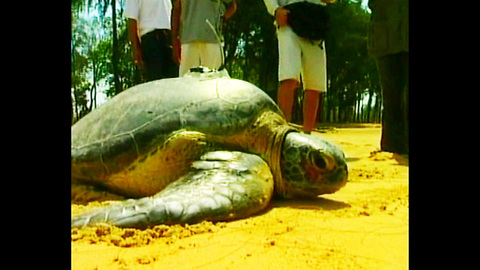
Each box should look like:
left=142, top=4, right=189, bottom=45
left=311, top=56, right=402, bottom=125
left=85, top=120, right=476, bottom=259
left=71, top=125, right=408, bottom=269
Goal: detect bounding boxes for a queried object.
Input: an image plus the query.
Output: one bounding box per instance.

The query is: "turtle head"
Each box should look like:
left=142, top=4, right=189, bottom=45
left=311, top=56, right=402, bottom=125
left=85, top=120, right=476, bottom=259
left=278, top=132, right=348, bottom=198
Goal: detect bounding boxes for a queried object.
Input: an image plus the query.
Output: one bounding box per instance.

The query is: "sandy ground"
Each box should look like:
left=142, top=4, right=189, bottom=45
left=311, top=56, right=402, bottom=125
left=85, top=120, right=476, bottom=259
left=71, top=125, right=408, bottom=269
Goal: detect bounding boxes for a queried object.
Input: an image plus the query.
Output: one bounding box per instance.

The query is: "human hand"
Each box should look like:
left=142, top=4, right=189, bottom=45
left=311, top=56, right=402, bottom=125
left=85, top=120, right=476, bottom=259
left=172, top=38, right=181, bottom=65
left=132, top=46, right=144, bottom=69
left=275, top=7, right=290, bottom=27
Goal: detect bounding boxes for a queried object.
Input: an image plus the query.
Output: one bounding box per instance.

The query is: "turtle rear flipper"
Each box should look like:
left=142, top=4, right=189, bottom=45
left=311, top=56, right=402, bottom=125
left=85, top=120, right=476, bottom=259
left=71, top=151, right=274, bottom=229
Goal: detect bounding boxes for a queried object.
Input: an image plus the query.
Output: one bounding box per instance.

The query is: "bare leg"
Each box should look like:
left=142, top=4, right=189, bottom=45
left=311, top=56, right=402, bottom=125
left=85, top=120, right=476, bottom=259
left=303, top=90, right=323, bottom=133
left=277, top=79, right=300, bottom=122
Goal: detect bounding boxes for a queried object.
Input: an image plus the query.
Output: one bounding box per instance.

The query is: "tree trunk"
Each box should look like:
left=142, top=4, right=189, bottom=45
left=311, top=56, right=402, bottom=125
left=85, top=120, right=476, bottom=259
left=89, top=62, right=96, bottom=111
left=374, top=92, right=382, bottom=123
left=111, top=0, right=121, bottom=95
left=354, top=92, right=360, bottom=122
left=71, top=42, right=79, bottom=122
left=365, top=89, right=373, bottom=122
left=243, top=29, right=251, bottom=82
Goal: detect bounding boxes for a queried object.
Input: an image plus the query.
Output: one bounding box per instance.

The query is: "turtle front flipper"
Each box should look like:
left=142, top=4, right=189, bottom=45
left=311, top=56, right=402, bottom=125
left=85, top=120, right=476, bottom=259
left=72, top=151, right=274, bottom=229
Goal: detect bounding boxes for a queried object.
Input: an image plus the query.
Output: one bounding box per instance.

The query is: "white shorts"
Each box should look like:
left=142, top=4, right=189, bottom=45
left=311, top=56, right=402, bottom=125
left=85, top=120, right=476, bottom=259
left=179, top=42, right=223, bottom=76
left=277, top=27, right=327, bottom=92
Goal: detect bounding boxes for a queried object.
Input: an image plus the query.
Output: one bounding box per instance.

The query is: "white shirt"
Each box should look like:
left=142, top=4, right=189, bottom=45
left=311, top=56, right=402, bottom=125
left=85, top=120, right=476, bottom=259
left=125, top=0, right=172, bottom=37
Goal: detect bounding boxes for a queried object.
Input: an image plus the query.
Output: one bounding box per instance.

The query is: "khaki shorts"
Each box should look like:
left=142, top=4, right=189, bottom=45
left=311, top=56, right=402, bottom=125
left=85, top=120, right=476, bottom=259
left=277, top=27, right=327, bottom=92
left=179, top=42, right=223, bottom=76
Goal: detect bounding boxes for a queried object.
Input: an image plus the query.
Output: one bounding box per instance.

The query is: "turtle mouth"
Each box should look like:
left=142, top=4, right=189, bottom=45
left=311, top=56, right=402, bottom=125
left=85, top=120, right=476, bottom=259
left=325, top=164, right=348, bottom=189
left=312, top=166, right=348, bottom=195
left=287, top=163, right=348, bottom=198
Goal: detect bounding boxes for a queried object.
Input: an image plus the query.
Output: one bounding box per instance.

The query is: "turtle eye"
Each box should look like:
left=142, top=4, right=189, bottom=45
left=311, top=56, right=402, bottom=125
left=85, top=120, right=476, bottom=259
left=309, top=151, right=327, bottom=170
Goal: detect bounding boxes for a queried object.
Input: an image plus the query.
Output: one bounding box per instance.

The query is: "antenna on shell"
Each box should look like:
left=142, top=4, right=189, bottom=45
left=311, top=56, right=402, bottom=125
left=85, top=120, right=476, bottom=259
left=205, top=19, right=226, bottom=71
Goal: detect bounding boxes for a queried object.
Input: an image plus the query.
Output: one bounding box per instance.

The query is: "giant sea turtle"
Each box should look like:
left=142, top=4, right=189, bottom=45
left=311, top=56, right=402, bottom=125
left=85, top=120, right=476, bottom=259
left=71, top=68, right=348, bottom=229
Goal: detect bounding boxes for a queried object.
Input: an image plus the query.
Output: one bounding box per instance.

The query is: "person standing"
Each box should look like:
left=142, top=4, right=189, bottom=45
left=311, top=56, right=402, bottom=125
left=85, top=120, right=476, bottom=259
left=171, top=0, right=237, bottom=76
left=263, top=0, right=335, bottom=134
left=125, top=0, right=178, bottom=82
left=368, top=0, right=409, bottom=155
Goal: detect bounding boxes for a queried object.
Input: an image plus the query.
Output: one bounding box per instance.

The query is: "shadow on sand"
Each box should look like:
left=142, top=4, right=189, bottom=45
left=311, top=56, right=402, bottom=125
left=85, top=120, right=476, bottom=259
left=272, top=196, right=351, bottom=211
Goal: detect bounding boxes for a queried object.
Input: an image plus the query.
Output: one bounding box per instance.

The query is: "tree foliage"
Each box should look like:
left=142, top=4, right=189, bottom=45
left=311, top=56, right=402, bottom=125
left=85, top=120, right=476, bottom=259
left=223, top=0, right=279, bottom=99
left=324, top=0, right=381, bottom=123
left=71, top=0, right=381, bottom=124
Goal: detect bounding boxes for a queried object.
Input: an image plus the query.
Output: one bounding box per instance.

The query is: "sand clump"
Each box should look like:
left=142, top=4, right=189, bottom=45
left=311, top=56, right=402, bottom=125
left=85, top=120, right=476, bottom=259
left=72, top=126, right=408, bottom=270
left=71, top=221, right=225, bottom=248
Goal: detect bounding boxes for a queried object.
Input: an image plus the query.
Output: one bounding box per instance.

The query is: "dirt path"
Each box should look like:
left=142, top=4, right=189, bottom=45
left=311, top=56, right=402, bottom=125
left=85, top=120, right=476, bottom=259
left=71, top=126, right=408, bottom=269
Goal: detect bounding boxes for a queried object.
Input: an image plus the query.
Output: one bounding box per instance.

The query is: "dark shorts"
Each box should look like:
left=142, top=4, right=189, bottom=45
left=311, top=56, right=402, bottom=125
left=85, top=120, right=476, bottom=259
left=141, top=29, right=178, bottom=81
